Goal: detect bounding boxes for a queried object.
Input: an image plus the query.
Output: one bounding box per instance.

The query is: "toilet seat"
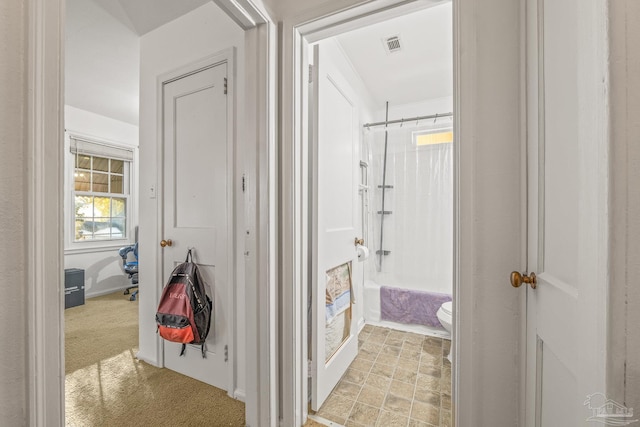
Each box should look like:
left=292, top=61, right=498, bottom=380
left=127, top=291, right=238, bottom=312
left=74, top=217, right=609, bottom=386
left=441, top=301, right=453, bottom=316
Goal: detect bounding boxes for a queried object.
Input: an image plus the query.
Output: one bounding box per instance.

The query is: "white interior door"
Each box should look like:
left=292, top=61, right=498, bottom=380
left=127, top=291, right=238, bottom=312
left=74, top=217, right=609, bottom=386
left=310, top=44, right=361, bottom=410
left=162, top=61, right=232, bottom=390
left=524, top=0, right=608, bottom=425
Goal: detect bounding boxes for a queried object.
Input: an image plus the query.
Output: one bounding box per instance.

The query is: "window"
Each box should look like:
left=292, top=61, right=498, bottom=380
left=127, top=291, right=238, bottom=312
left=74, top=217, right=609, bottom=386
left=413, top=127, right=453, bottom=146
left=70, top=137, right=133, bottom=242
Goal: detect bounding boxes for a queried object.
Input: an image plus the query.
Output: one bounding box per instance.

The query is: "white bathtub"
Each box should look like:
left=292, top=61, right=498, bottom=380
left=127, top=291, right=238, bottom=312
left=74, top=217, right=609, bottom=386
left=363, top=279, right=450, bottom=339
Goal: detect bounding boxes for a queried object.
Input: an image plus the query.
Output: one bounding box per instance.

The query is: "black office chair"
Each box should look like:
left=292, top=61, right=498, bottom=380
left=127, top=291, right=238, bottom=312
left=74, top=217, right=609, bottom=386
left=119, top=242, right=139, bottom=301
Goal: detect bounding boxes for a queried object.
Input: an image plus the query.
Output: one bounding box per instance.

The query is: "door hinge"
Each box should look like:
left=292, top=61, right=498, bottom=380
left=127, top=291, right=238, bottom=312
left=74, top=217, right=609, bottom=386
left=242, top=174, right=246, bottom=193
left=308, top=65, right=313, bottom=83
left=224, top=344, right=228, bottom=362
left=307, top=359, right=315, bottom=377
left=224, top=77, right=228, bottom=95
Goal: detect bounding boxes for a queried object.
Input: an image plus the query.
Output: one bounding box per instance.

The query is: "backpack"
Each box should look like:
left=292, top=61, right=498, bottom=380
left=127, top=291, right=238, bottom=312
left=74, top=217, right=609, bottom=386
left=155, top=249, right=213, bottom=358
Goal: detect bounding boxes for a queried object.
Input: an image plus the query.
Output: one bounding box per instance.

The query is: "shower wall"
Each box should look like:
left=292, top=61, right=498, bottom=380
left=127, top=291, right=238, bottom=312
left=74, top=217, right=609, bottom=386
left=366, top=99, right=454, bottom=295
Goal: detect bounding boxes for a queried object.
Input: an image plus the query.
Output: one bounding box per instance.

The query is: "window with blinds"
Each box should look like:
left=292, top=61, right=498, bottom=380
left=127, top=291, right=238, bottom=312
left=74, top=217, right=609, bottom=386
left=70, top=136, right=133, bottom=242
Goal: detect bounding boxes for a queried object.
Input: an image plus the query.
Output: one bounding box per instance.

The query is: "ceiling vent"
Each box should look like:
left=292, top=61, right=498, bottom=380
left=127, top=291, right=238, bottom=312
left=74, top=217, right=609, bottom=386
left=383, top=35, right=402, bottom=54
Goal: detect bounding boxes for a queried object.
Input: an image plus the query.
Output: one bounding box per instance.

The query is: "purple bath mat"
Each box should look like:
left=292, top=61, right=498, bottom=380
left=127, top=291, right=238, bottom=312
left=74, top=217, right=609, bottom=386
left=380, top=286, right=452, bottom=328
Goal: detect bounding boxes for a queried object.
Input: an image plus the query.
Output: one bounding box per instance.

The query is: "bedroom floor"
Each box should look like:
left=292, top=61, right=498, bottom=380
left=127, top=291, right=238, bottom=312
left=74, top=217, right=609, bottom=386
left=314, top=325, right=452, bottom=427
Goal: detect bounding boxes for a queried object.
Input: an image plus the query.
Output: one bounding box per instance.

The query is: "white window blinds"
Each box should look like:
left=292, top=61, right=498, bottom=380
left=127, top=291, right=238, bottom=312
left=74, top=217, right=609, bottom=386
left=70, top=137, right=134, bottom=161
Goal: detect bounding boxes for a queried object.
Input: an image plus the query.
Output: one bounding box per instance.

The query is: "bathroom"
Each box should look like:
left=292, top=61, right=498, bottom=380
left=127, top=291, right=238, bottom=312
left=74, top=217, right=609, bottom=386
left=308, top=1, right=454, bottom=426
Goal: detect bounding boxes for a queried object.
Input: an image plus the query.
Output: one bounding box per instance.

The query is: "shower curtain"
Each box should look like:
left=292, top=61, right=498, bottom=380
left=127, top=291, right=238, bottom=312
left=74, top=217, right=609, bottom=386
left=365, top=123, right=453, bottom=295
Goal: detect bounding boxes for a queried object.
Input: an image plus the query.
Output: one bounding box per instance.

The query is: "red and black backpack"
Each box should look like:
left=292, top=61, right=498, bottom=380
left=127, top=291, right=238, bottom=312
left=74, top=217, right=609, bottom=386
left=155, top=249, right=212, bottom=358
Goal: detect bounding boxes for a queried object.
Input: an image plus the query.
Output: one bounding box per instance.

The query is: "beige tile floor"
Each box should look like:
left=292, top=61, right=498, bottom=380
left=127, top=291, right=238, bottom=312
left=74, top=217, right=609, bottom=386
left=313, top=325, right=452, bottom=427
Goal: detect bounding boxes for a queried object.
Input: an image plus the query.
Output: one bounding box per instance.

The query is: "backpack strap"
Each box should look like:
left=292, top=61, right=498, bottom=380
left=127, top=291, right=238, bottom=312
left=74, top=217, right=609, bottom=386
left=185, top=249, right=193, bottom=263
left=178, top=343, right=206, bottom=358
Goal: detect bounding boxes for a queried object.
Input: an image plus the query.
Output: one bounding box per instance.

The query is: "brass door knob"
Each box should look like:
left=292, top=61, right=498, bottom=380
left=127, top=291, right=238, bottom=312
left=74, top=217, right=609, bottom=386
left=355, top=237, right=364, bottom=246
left=160, top=239, right=173, bottom=248
left=511, top=271, right=537, bottom=289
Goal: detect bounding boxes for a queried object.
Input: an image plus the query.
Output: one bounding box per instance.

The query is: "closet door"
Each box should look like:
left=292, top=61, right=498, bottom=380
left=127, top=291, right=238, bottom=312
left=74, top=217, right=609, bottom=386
left=162, top=60, right=233, bottom=391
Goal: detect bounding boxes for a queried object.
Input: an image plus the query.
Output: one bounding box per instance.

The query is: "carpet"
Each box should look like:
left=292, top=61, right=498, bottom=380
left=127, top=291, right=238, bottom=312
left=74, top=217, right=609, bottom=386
left=65, top=291, right=245, bottom=426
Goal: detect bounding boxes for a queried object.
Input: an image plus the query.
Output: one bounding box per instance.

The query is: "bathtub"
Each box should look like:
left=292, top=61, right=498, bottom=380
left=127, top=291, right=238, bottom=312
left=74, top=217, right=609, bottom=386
left=363, top=279, right=451, bottom=339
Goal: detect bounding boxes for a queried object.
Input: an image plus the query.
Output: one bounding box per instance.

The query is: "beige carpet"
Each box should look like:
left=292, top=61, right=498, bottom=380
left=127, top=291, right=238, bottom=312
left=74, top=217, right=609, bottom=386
left=65, top=291, right=245, bottom=427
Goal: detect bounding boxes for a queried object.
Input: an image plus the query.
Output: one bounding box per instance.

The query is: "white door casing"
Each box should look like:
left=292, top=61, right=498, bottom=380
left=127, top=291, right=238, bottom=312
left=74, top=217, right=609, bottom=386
left=310, top=44, right=361, bottom=410
left=161, top=57, right=234, bottom=391
left=524, top=0, right=609, bottom=425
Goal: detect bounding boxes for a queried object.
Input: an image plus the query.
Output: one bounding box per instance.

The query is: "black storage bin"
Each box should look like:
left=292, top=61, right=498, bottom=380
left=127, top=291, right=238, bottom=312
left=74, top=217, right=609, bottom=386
left=64, top=268, right=85, bottom=309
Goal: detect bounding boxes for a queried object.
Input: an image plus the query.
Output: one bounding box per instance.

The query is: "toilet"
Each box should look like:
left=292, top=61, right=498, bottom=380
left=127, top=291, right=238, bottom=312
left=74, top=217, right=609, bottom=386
left=436, top=301, right=453, bottom=363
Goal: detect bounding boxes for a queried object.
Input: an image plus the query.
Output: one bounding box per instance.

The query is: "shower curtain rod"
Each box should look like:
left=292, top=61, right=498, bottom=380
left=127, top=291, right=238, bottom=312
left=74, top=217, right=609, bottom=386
left=363, top=111, right=453, bottom=129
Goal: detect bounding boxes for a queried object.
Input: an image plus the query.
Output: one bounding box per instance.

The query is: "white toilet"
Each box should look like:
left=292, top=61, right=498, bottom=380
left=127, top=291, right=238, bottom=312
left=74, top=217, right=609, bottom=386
left=436, top=301, right=453, bottom=363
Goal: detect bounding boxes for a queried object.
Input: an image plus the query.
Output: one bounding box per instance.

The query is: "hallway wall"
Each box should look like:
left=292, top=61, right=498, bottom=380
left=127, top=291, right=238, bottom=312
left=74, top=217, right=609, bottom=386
left=0, top=1, right=27, bottom=424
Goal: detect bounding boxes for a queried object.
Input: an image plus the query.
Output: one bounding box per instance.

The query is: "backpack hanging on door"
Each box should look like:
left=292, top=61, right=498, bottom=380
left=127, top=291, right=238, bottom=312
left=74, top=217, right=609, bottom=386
left=156, top=249, right=213, bottom=358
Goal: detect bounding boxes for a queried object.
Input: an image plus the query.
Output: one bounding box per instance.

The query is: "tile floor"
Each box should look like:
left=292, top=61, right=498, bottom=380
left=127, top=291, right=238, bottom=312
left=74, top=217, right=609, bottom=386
left=314, top=325, right=451, bottom=427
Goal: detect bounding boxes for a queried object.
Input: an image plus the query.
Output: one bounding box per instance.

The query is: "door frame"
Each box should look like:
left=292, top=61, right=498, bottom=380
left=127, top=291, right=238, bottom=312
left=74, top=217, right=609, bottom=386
left=280, top=1, right=460, bottom=425
left=25, top=0, right=277, bottom=426
left=280, top=0, right=526, bottom=425
left=156, top=48, right=236, bottom=395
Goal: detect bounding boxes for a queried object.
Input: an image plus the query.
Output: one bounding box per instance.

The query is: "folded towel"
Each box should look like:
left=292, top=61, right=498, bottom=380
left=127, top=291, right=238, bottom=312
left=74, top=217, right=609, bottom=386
left=380, top=286, right=451, bottom=327
left=325, top=262, right=353, bottom=324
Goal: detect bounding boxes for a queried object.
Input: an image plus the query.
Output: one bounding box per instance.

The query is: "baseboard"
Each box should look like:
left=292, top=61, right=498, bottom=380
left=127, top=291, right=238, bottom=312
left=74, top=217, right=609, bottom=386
left=136, top=351, right=160, bottom=368
left=307, top=414, right=345, bottom=426
left=233, top=388, right=246, bottom=402
left=85, top=286, right=134, bottom=299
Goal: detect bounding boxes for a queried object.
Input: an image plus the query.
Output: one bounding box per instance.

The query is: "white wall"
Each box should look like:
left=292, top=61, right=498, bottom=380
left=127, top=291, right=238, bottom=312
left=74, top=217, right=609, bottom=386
left=63, top=106, right=139, bottom=298
left=66, top=0, right=140, bottom=125
left=0, top=0, right=26, bottom=423
left=137, top=2, right=247, bottom=396
left=609, top=0, right=640, bottom=414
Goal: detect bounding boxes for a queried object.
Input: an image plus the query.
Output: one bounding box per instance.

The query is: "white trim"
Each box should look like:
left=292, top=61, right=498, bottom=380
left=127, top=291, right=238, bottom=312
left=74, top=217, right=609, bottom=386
left=243, top=11, right=278, bottom=426
left=234, top=388, right=247, bottom=401
left=26, top=0, right=65, bottom=425
left=451, top=0, right=463, bottom=423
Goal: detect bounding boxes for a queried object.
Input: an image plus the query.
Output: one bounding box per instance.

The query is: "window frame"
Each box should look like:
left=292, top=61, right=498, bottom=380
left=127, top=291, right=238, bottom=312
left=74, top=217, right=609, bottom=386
left=65, top=132, right=136, bottom=252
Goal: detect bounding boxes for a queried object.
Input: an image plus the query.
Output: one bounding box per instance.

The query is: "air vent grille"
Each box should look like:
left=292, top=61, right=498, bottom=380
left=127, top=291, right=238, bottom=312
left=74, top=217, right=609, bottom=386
left=384, top=35, right=402, bottom=53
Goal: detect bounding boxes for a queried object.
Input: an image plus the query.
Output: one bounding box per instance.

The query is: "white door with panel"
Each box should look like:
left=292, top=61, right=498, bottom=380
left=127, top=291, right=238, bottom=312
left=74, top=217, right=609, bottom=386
left=162, top=61, right=233, bottom=390
left=522, top=0, right=608, bottom=425
left=310, top=45, right=361, bottom=410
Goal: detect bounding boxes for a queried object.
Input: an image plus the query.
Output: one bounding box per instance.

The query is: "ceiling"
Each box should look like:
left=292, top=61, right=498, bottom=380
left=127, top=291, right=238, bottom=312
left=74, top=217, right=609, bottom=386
left=65, top=0, right=210, bottom=126
left=335, top=2, right=453, bottom=107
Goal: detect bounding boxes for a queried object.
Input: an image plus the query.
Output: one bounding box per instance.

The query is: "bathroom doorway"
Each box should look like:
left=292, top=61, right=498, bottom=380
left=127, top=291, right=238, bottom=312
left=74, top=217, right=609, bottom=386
left=306, top=2, right=454, bottom=425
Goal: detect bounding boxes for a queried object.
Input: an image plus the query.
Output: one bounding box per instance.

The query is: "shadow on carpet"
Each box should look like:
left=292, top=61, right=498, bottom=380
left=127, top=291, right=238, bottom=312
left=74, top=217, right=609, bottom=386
left=65, top=291, right=245, bottom=426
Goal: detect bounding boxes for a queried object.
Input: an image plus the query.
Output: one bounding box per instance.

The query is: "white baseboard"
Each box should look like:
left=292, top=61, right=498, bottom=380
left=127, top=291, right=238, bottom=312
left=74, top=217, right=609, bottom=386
left=136, top=351, right=160, bottom=368
left=233, top=388, right=246, bottom=402
left=85, top=286, right=135, bottom=299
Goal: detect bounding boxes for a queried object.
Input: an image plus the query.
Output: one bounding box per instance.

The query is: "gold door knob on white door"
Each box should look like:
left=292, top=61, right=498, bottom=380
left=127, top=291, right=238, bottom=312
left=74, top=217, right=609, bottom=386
left=510, top=271, right=537, bottom=289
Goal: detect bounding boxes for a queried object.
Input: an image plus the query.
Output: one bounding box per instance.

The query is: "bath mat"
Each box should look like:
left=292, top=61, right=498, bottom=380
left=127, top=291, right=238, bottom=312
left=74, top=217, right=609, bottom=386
left=380, top=286, right=451, bottom=327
